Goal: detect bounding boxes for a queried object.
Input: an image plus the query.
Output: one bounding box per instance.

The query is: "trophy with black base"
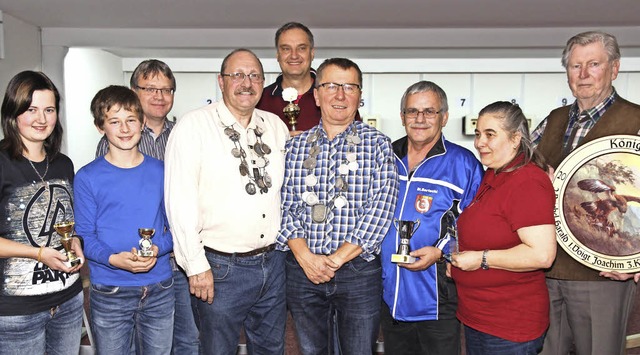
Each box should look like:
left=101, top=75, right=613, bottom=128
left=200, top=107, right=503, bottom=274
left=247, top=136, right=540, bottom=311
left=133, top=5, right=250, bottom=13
left=391, top=219, right=420, bottom=264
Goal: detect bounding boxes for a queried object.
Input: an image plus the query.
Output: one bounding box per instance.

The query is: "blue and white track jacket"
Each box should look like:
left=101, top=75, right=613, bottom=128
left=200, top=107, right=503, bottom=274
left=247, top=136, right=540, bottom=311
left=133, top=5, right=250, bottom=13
left=381, top=135, right=483, bottom=321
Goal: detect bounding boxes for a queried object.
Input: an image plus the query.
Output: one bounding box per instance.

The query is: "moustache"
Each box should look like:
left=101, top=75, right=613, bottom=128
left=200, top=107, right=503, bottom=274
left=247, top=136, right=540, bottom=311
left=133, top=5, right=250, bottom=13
left=235, top=86, right=256, bottom=95
left=408, top=124, right=432, bottom=129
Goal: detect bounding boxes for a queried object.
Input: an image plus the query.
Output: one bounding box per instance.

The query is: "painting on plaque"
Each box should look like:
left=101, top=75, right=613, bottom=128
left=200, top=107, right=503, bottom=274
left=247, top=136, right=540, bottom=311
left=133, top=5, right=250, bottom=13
left=554, top=135, right=640, bottom=273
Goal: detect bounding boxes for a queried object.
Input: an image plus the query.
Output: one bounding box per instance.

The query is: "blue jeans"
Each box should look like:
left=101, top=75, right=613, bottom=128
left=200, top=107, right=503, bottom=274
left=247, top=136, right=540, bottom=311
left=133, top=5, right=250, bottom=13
left=464, top=325, right=545, bottom=355
left=0, top=291, right=83, bottom=355
left=171, top=257, right=201, bottom=354
left=197, top=249, right=286, bottom=355
left=90, top=277, right=175, bottom=355
left=285, top=252, right=382, bottom=355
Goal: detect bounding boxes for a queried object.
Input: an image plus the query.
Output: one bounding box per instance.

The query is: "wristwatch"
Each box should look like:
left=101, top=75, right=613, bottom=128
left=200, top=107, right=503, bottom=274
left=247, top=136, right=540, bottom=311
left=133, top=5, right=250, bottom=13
left=481, top=249, right=489, bottom=270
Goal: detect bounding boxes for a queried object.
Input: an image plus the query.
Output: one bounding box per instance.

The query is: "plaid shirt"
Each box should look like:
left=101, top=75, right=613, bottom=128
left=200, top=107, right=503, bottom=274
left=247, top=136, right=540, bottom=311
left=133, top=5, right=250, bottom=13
left=276, top=120, right=399, bottom=261
left=95, top=119, right=176, bottom=161
left=531, top=90, right=616, bottom=150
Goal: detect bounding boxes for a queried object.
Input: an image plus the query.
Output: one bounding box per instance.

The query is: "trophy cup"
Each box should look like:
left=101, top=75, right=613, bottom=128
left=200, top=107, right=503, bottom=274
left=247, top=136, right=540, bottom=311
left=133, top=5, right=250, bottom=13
left=53, top=220, right=81, bottom=267
left=441, top=211, right=459, bottom=262
left=391, top=219, right=420, bottom=264
left=282, top=87, right=300, bottom=131
left=137, top=228, right=156, bottom=257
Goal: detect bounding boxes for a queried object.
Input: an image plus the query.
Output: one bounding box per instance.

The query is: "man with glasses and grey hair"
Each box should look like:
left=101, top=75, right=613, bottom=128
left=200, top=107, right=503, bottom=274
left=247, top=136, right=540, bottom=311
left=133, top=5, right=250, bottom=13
left=165, top=48, right=289, bottom=355
left=95, top=59, right=200, bottom=354
left=276, top=58, right=398, bottom=354
left=380, top=80, right=483, bottom=354
left=532, top=31, right=640, bottom=355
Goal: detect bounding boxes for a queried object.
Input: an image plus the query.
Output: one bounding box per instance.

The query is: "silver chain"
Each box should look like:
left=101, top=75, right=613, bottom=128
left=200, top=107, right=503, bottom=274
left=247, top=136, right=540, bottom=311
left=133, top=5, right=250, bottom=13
left=27, top=155, right=49, bottom=187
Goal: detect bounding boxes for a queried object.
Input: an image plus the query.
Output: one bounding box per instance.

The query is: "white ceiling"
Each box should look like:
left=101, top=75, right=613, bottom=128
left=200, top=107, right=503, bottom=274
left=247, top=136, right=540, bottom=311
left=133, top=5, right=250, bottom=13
left=1, top=0, right=639, bottom=29
left=2, top=0, right=640, bottom=59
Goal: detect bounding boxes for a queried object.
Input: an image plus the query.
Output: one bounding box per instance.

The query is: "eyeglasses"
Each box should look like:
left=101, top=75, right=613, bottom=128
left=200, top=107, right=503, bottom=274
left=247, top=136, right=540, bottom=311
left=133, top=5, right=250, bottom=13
left=136, top=86, right=175, bottom=96
left=317, top=82, right=361, bottom=95
left=220, top=72, right=264, bottom=83
left=403, top=108, right=442, bottom=120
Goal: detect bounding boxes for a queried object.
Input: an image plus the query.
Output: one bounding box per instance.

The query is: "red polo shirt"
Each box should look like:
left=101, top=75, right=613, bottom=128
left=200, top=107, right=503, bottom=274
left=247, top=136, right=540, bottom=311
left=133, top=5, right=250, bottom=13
left=451, top=157, right=555, bottom=342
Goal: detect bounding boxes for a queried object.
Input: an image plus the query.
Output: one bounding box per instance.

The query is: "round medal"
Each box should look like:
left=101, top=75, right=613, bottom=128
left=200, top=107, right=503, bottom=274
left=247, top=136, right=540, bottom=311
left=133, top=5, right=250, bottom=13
left=239, top=163, right=249, bottom=176
left=303, top=157, right=317, bottom=170
left=305, top=174, right=318, bottom=187
left=334, top=196, right=348, bottom=209
left=254, top=143, right=265, bottom=156
left=305, top=192, right=319, bottom=205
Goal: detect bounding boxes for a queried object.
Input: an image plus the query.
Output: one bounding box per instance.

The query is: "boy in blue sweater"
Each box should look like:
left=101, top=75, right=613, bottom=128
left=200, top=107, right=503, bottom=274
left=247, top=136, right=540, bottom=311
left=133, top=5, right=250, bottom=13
left=74, top=85, right=174, bottom=354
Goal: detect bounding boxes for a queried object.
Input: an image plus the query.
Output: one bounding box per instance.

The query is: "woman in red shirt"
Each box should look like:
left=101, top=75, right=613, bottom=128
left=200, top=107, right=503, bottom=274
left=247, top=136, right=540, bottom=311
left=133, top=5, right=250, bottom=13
left=451, top=101, right=556, bottom=355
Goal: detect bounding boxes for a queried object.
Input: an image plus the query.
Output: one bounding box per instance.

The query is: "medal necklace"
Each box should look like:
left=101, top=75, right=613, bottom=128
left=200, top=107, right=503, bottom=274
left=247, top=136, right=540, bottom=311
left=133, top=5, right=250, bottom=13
left=302, top=125, right=361, bottom=223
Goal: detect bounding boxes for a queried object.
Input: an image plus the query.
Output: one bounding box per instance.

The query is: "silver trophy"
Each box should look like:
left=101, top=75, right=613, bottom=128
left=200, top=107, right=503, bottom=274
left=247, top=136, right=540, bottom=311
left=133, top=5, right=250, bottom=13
left=137, top=228, right=156, bottom=257
left=391, top=219, right=420, bottom=264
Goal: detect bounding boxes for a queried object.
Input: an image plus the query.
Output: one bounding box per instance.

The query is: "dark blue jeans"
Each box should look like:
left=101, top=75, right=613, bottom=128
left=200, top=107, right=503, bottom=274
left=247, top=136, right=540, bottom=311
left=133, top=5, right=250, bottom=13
left=90, top=277, right=175, bottom=355
left=464, top=325, right=545, bottom=355
left=285, top=252, right=382, bottom=355
left=171, top=257, right=200, bottom=354
left=197, top=249, right=286, bottom=355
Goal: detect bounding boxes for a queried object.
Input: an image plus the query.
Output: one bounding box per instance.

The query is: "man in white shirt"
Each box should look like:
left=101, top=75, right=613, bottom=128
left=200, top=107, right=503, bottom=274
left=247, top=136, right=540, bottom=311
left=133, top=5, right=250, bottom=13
left=164, top=48, right=289, bottom=355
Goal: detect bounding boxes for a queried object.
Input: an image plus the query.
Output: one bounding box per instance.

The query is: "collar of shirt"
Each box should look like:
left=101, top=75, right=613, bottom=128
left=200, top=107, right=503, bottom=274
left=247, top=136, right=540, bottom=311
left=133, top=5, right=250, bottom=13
left=142, top=118, right=175, bottom=136
left=569, top=89, right=617, bottom=126
left=312, top=119, right=358, bottom=145
left=216, top=101, right=269, bottom=133
left=271, top=69, right=317, bottom=97
left=472, top=153, right=525, bottom=205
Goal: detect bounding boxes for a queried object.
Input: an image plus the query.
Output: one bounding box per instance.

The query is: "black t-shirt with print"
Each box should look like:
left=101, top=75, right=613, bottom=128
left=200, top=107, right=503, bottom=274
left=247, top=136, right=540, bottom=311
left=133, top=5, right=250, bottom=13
left=0, top=150, right=82, bottom=316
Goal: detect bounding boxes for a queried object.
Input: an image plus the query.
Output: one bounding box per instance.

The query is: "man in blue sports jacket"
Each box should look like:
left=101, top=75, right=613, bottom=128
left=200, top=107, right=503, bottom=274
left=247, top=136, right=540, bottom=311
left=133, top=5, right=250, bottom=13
left=380, top=80, right=483, bottom=354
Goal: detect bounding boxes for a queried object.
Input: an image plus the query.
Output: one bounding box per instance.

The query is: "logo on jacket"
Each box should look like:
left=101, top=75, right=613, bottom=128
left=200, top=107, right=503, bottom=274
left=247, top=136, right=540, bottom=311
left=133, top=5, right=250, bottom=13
left=415, top=194, right=433, bottom=214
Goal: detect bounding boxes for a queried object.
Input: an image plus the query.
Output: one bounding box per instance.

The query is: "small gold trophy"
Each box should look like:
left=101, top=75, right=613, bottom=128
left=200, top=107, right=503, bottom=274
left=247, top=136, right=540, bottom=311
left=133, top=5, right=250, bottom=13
left=54, top=220, right=81, bottom=267
left=391, top=219, right=421, bottom=264
left=282, top=87, right=300, bottom=131
left=137, top=228, right=156, bottom=257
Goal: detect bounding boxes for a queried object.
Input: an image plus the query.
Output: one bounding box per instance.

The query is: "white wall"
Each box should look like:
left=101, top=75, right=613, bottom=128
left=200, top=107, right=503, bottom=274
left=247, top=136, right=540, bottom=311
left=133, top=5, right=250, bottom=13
left=0, top=12, right=41, bottom=95
left=64, top=48, right=123, bottom=170
left=0, top=12, right=42, bottom=140
left=119, top=57, right=640, bottom=154
left=64, top=54, right=640, bottom=167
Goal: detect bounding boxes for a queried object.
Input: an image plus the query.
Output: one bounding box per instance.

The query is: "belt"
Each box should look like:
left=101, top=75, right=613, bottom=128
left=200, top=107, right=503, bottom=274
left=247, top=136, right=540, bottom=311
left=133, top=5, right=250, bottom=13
left=204, top=244, right=275, bottom=257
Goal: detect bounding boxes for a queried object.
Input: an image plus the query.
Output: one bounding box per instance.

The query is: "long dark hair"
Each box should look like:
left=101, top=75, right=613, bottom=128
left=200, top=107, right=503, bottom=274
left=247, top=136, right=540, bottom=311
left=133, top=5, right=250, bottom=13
left=478, top=101, right=546, bottom=172
left=0, top=71, right=63, bottom=159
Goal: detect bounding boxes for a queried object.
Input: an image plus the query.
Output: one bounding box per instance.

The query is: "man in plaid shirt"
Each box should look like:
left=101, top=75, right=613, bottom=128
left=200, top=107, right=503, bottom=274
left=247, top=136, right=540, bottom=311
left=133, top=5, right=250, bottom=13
left=533, top=31, right=640, bottom=355
left=276, top=57, right=398, bottom=355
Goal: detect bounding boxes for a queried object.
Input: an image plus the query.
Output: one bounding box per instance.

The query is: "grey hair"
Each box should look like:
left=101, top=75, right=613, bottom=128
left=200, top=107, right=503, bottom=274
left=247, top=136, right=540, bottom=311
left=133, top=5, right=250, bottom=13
left=400, top=80, right=448, bottom=113
left=478, top=101, right=546, bottom=172
left=220, top=48, right=264, bottom=75
left=561, top=31, right=620, bottom=68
